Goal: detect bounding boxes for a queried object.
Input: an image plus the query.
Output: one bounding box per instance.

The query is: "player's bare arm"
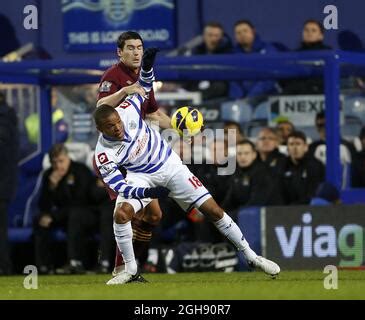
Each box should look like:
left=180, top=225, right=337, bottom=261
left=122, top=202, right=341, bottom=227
left=96, top=82, right=146, bottom=108
left=146, top=109, right=172, bottom=129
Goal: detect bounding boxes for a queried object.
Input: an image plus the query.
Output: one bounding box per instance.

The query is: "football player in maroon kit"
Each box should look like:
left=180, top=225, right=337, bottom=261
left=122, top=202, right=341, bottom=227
left=95, top=31, right=171, bottom=276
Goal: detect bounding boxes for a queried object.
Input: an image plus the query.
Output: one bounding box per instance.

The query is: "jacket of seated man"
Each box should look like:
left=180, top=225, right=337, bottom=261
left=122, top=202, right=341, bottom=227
left=222, top=158, right=283, bottom=212
left=281, top=154, right=325, bottom=205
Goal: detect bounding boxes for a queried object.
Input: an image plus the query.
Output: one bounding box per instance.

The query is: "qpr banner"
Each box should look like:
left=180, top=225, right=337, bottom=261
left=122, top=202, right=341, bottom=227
left=62, top=0, right=176, bottom=51
left=263, top=205, right=365, bottom=270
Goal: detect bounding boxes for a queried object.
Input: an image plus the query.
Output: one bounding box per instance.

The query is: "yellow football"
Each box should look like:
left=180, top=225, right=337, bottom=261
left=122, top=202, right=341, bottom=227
left=171, top=106, right=204, bottom=137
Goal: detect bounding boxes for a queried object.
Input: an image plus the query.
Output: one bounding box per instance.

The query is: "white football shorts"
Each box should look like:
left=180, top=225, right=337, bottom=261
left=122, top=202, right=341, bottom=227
left=115, top=151, right=211, bottom=213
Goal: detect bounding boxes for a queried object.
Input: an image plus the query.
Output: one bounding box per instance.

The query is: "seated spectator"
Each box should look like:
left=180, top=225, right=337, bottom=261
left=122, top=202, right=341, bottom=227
left=184, top=22, right=232, bottom=101
left=229, top=20, right=278, bottom=99
left=281, top=19, right=332, bottom=94
left=310, top=182, right=341, bottom=205
left=352, top=126, right=365, bottom=187
left=282, top=131, right=325, bottom=205
left=298, top=19, right=332, bottom=51
left=256, top=127, right=287, bottom=177
left=224, top=121, right=245, bottom=143
left=276, top=119, right=295, bottom=146
left=191, top=22, right=232, bottom=55
left=222, top=140, right=282, bottom=212
left=309, top=111, right=357, bottom=166
left=223, top=121, right=245, bottom=157
left=34, top=144, right=114, bottom=274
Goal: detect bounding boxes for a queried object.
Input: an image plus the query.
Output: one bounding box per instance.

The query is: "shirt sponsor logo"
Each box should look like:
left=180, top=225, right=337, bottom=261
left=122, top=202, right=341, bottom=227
left=129, top=120, right=137, bottom=130
left=129, top=132, right=148, bottom=162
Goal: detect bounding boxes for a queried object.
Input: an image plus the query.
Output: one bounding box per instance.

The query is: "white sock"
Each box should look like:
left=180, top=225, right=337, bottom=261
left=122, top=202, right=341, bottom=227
left=214, top=212, right=257, bottom=261
left=113, top=221, right=137, bottom=275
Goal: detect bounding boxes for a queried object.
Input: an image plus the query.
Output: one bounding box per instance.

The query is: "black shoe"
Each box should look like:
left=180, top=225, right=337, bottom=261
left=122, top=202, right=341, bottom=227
left=127, top=273, right=148, bottom=283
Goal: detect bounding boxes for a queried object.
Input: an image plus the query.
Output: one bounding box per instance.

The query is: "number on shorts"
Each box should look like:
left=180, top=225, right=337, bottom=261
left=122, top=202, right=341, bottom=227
left=188, top=176, right=202, bottom=189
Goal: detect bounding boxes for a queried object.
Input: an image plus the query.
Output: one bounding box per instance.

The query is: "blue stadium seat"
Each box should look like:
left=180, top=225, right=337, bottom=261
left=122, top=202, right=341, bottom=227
left=220, top=99, right=253, bottom=124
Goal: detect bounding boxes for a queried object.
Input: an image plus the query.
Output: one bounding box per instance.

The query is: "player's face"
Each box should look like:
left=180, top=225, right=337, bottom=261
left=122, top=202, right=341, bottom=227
left=118, top=39, right=143, bottom=70
left=302, top=22, right=323, bottom=44
left=234, top=23, right=255, bottom=47
left=100, top=112, right=125, bottom=140
left=51, top=153, right=71, bottom=176
left=236, top=144, right=256, bottom=168
left=203, top=26, right=223, bottom=52
left=224, top=124, right=243, bottom=144
left=256, top=130, right=278, bottom=153
left=287, top=137, right=308, bottom=161
left=277, top=122, right=294, bottom=143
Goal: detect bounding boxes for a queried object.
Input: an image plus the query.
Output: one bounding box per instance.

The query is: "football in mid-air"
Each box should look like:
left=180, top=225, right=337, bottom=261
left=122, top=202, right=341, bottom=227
left=171, top=106, right=204, bottom=137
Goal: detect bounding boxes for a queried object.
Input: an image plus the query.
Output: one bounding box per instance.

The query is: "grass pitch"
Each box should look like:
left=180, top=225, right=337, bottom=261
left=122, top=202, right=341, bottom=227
left=0, top=270, right=364, bottom=300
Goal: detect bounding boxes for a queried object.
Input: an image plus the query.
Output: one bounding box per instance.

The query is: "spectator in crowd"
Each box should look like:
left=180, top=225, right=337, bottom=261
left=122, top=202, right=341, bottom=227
left=192, top=22, right=232, bottom=55
left=282, top=131, right=325, bottom=205
left=298, top=19, right=332, bottom=51
left=0, top=92, right=19, bottom=275
left=224, top=121, right=245, bottom=143
left=256, top=127, right=287, bottom=177
left=281, top=19, right=332, bottom=94
left=0, top=14, right=20, bottom=57
left=223, top=121, right=245, bottom=157
left=34, top=144, right=114, bottom=274
left=229, top=20, right=278, bottom=100
left=276, top=119, right=295, bottom=146
left=184, top=22, right=232, bottom=101
left=222, top=140, right=281, bottom=213
left=310, top=182, right=341, bottom=205
left=309, top=111, right=357, bottom=166
left=352, top=126, right=365, bottom=187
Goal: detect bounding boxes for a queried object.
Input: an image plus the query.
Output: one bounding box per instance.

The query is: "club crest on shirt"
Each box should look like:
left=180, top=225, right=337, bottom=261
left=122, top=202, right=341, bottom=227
left=99, top=81, right=112, bottom=92
left=126, top=80, right=132, bottom=85
left=129, top=120, right=137, bottom=130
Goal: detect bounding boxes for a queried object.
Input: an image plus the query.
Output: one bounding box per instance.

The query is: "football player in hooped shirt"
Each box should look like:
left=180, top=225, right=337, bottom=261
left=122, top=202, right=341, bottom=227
left=96, top=31, right=171, bottom=276
left=94, top=48, right=280, bottom=284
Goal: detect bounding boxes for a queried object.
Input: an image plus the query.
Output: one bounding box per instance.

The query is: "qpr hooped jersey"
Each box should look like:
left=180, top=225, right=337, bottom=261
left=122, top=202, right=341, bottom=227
left=94, top=93, right=172, bottom=199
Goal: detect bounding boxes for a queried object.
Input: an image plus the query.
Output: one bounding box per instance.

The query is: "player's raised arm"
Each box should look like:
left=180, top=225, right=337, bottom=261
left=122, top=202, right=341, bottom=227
left=122, top=48, right=160, bottom=111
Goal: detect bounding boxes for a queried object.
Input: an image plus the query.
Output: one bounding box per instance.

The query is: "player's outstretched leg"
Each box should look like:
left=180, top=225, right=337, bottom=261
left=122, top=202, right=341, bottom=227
left=106, top=202, right=148, bottom=285
left=198, top=198, right=280, bottom=277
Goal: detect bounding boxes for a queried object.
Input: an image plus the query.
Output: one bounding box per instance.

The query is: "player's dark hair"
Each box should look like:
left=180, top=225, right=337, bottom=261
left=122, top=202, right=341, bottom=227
left=316, top=110, right=325, bottom=121
left=237, top=139, right=256, bottom=151
left=224, top=120, right=243, bottom=134
left=204, top=21, right=224, bottom=31
left=234, top=19, right=255, bottom=30
left=117, top=31, right=143, bottom=49
left=303, top=19, right=324, bottom=34
left=48, top=143, right=68, bottom=161
left=93, top=104, right=118, bottom=128
left=287, top=131, right=307, bottom=143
